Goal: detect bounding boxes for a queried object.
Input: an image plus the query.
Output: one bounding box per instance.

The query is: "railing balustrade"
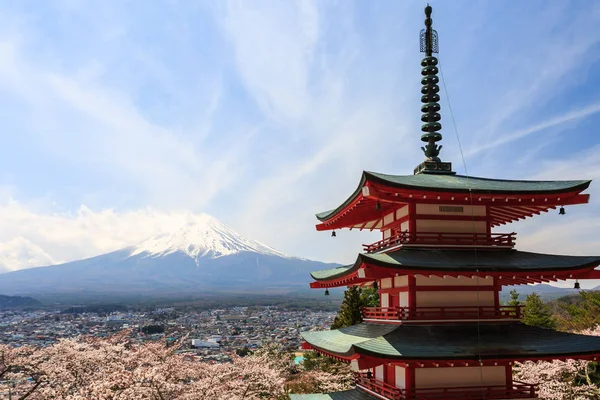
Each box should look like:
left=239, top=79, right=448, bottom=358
left=363, top=232, right=516, bottom=253
left=355, top=373, right=538, bottom=400
left=362, top=305, right=523, bottom=321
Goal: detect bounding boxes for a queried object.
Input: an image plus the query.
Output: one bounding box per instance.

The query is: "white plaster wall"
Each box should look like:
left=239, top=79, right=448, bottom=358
left=395, top=366, right=406, bottom=389
left=415, top=219, right=487, bottom=233
left=375, top=365, right=384, bottom=382
left=400, top=221, right=409, bottom=231
left=396, top=206, right=409, bottom=219
left=394, top=276, right=408, bottom=287
left=384, top=212, right=395, bottom=226
left=399, top=292, right=409, bottom=307
left=381, top=293, right=390, bottom=308
left=416, top=291, right=495, bottom=307
left=416, top=276, right=494, bottom=286
left=416, top=204, right=486, bottom=216
left=381, top=278, right=393, bottom=289
left=415, top=366, right=505, bottom=388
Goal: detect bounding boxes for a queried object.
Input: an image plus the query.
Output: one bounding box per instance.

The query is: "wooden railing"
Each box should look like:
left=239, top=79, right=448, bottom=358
left=355, top=373, right=403, bottom=400
left=403, top=381, right=538, bottom=400
left=362, top=305, right=523, bottom=321
left=355, top=373, right=537, bottom=400
left=363, top=232, right=516, bottom=253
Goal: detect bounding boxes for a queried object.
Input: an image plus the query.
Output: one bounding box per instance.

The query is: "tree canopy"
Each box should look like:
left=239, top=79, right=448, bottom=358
left=522, top=292, right=556, bottom=329
left=330, top=286, right=380, bottom=330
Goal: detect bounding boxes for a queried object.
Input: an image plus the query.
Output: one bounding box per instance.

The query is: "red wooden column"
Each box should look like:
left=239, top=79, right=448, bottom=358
left=493, top=278, right=500, bottom=309
left=408, top=275, right=417, bottom=313
left=505, top=364, right=513, bottom=387
left=386, top=364, right=396, bottom=387
left=408, top=202, right=416, bottom=234
left=405, top=365, right=415, bottom=392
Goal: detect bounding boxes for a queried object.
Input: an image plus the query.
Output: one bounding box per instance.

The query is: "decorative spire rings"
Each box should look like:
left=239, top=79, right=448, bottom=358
left=420, top=5, right=442, bottom=161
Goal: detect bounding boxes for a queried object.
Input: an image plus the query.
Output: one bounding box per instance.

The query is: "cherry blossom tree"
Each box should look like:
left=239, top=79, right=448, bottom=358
left=513, top=326, right=600, bottom=400
left=1, top=331, right=287, bottom=400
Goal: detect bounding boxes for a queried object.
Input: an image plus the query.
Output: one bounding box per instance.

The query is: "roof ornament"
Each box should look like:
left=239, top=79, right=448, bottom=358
left=414, top=5, right=454, bottom=175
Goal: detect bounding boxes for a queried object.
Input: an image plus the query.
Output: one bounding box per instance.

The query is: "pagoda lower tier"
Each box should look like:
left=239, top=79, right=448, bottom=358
left=294, top=322, right=600, bottom=400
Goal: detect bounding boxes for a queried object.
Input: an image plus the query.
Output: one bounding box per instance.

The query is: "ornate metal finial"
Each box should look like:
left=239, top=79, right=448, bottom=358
left=414, top=5, right=453, bottom=175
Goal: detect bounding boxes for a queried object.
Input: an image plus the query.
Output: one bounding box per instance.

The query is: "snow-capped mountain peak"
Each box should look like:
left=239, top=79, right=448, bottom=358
left=129, top=213, right=287, bottom=260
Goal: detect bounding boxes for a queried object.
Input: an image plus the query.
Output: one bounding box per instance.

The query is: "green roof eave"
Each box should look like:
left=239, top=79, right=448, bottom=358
left=309, top=248, right=600, bottom=281
left=301, top=324, right=397, bottom=356
left=303, top=322, right=600, bottom=361
left=289, top=390, right=377, bottom=400
left=315, top=171, right=591, bottom=222
left=310, top=264, right=356, bottom=281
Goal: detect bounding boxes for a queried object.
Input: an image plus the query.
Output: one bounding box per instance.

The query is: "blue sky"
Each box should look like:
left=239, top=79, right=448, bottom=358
left=1, top=0, right=600, bottom=285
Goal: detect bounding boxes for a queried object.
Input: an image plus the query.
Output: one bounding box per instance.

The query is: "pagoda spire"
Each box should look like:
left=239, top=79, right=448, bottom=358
left=414, top=4, right=453, bottom=175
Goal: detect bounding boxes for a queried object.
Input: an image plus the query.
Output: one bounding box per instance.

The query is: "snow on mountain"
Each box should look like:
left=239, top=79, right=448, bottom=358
left=130, top=213, right=288, bottom=260
left=0, top=237, right=58, bottom=272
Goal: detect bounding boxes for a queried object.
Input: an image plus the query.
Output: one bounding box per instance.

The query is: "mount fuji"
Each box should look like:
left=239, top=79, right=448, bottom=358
left=0, top=214, right=338, bottom=302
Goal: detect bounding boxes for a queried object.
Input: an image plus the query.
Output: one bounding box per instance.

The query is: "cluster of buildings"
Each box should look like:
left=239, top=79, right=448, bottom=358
left=0, top=306, right=334, bottom=360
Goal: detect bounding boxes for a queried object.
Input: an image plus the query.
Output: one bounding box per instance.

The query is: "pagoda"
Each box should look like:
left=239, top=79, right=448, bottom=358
left=290, top=6, right=600, bottom=400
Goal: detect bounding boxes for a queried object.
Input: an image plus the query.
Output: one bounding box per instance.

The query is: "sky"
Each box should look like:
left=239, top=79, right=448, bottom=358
left=1, top=0, right=600, bottom=287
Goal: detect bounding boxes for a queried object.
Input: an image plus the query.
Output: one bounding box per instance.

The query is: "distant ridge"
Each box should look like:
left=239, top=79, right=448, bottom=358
left=0, top=294, right=42, bottom=308
left=0, top=214, right=338, bottom=302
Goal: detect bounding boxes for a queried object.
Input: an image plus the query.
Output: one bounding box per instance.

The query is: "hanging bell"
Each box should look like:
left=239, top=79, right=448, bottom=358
left=559, top=206, right=566, bottom=215
left=366, top=370, right=372, bottom=379
left=325, top=288, right=330, bottom=296
left=331, top=231, right=336, bottom=237
left=574, top=280, right=580, bottom=290
left=372, top=281, right=378, bottom=290
left=376, top=201, right=382, bottom=210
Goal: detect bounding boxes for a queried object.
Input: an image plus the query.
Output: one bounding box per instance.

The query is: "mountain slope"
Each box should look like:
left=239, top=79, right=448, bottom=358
left=0, top=214, right=337, bottom=300
left=0, top=294, right=42, bottom=308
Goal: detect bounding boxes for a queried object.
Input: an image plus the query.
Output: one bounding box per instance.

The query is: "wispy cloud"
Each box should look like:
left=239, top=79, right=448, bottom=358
left=465, top=102, right=600, bottom=158
left=1, top=1, right=600, bottom=268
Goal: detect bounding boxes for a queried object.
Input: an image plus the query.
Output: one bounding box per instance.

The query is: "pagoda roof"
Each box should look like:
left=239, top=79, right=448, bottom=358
left=316, top=171, right=590, bottom=228
left=289, top=390, right=376, bottom=400
left=310, top=248, right=600, bottom=282
left=302, top=322, right=600, bottom=361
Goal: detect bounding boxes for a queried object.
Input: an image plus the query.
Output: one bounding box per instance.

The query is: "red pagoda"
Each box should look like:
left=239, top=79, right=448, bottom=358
left=290, top=6, right=600, bottom=400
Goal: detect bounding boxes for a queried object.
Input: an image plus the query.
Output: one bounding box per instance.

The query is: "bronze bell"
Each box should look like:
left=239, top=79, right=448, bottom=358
left=325, top=289, right=330, bottom=296
left=331, top=231, right=336, bottom=237
left=559, top=207, right=566, bottom=215
left=574, top=281, right=580, bottom=290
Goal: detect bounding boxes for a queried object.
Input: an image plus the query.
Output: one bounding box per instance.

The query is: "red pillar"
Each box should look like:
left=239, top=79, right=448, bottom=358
left=386, top=364, right=396, bottom=387
left=493, top=278, right=500, bottom=309
left=408, top=275, right=417, bottom=314
left=505, top=364, right=513, bottom=387
left=408, top=203, right=416, bottom=234
left=406, top=365, right=415, bottom=392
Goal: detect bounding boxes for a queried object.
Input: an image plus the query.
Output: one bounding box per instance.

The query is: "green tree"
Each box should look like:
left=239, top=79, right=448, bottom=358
left=330, top=286, right=380, bottom=329
left=522, top=292, right=556, bottom=329
left=558, top=291, right=600, bottom=331
left=507, top=289, right=521, bottom=307
left=360, top=286, right=380, bottom=308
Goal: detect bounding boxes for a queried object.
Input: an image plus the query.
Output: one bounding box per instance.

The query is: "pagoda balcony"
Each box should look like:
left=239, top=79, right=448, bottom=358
left=363, top=232, right=516, bottom=254
left=355, top=373, right=538, bottom=400
left=362, top=305, right=523, bottom=322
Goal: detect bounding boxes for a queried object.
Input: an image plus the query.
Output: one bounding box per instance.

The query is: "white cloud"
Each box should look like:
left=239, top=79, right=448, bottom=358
left=0, top=201, right=220, bottom=269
